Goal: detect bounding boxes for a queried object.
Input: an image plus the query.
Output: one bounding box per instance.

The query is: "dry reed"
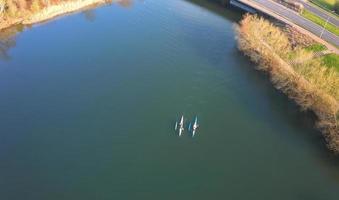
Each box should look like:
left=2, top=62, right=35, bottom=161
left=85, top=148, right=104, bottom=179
left=236, top=14, right=339, bottom=153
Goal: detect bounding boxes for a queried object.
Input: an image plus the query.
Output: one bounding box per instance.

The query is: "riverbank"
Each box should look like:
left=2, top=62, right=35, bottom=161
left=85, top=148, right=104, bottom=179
left=236, top=14, right=339, bottom=153
left=0, top=0, right=114, bottom=31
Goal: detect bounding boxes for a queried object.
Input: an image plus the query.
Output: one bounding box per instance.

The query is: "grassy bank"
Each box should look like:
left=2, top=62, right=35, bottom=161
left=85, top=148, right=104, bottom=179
left=301, top=9, right=339, bottom=36
left=236, top=14, right=339, bottom=153
left=0, top=0, right=114, bottom=30
left=303, top=44, right=339, bottom=71
left=321, top=53, right=339, bottom=70
left=304, top=43, right=327, bottom=52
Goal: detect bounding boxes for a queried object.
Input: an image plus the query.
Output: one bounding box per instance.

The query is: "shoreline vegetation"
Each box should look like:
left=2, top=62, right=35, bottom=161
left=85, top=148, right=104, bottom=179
left=236, top=14, right=339, bottom=153
left=0, top=0, right=118, bottom=31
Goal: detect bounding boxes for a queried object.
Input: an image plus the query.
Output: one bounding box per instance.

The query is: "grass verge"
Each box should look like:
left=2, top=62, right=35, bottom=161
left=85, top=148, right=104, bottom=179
left=304, top=43, right=327, bottom=52
left=301, top=9, right=339, bottom=36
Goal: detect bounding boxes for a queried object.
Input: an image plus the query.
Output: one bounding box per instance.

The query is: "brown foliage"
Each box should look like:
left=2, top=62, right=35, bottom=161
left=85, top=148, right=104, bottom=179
left=0, top=0, right=117, bottom=30
left=1, top=0, right=75, bottom=18
left=236, top=14, right=339, bottom=153
left=283, top=26, right=315, bottom=48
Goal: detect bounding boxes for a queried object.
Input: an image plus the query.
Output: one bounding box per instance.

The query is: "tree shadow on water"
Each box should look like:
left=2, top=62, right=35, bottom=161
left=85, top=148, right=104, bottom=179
left=185, top=0, right=245, bottom=21
left=233, top=49, right=339, bottom=180
left=0, top=25, right=22, bottom=62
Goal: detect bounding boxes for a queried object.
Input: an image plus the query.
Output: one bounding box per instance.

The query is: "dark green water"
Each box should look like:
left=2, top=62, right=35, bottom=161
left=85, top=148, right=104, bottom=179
left=0, top=0, right=339, bottom=199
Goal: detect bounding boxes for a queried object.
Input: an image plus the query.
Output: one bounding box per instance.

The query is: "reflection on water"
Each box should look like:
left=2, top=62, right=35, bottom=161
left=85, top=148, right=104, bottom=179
left=82, top=10, right=97, bottom=22
left=1, top=0, right=339, bottom=199
left=117, top=0, right=134, bottom=7
left=0, top=25, right=21, bottom=61
left=0, top=0, right=137, bottom=61
left=0, top=0, right=232, bottom=62
left=185, top=0, right=243, bottom=21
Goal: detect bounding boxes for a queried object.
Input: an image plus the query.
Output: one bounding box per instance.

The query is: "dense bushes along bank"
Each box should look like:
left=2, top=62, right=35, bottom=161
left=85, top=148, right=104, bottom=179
left=0, top=0, right=118, bottom=30
left=236, top=14, right=339, bottom=153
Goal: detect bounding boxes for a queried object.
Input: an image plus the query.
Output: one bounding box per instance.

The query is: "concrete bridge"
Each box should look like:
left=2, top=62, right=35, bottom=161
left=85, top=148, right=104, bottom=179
left=229, top=0, right=257, bottom=13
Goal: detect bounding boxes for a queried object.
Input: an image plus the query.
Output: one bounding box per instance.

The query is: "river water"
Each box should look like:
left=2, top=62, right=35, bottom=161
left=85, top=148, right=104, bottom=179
left=0, top=0, right=338, bottom=199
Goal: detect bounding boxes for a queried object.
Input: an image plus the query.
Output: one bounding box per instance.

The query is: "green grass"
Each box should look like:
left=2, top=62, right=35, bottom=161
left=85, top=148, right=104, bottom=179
left=320, top=53, right=339, bottom=71
left=310, top=0, right=337, bottom=11
left=310, top=0, right=339, bottom=16
left=301, top=9, right=339, bottom=36
left=304, top=44, right=327, bottom=52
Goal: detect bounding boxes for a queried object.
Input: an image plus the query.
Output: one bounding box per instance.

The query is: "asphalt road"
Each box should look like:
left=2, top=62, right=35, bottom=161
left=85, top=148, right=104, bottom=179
left=295, top=0, right=339, bottom=27
left=243, top=0, right=339, bottom=46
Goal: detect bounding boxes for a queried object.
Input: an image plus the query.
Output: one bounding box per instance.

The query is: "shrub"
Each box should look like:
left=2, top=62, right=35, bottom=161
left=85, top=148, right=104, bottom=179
left=31, top=0, right=41, bottom=12
left=6, top=0, right=19, bottom=17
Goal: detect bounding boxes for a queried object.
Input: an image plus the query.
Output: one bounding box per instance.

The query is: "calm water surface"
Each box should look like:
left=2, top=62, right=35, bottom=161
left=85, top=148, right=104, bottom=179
left=0, top=0, right=339, bottom=199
